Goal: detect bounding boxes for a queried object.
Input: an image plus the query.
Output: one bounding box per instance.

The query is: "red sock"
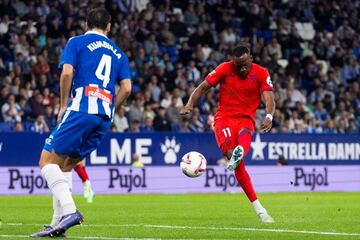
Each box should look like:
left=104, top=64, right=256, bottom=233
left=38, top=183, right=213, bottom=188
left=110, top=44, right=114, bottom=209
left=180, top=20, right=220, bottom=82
left=74, top=165, right=89, bottom=183
left=235, top=161, right=258, bottom=202
left=234, top=130, right=257, bottom=202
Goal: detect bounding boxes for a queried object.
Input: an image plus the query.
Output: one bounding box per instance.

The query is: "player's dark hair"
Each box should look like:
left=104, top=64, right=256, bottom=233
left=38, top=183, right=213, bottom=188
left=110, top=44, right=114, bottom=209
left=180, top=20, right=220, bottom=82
left=232, top=45, right=250, bottom=57
left=87, top=8, right=111, bottom=30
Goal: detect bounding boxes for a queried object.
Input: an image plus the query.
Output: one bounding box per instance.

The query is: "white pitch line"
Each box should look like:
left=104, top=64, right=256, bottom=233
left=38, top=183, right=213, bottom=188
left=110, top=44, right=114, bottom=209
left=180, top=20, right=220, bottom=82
left=0, top=235, right=29, bottom=239
left=4, top=222, right=360, bottom=237
left=0, top=234, right=228, bottom=240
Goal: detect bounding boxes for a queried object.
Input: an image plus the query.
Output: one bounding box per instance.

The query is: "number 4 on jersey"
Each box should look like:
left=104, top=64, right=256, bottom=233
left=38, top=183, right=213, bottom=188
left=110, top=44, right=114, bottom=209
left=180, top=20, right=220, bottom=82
left=95, top=54, right=111, bottom=88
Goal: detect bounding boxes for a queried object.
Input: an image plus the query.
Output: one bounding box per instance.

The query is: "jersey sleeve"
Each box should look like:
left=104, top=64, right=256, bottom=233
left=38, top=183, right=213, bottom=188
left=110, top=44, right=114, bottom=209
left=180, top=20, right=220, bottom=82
left=58, top=37, right=77, bottom=69
left=259, top=67, right=273, bottom=92
left=117, top=54, right=131, bottom=83
left=205, top=63, right=227, bottom=87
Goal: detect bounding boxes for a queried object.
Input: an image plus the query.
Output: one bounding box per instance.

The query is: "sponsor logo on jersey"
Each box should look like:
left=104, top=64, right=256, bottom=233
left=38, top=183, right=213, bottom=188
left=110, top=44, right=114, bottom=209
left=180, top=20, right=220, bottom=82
left=85, top=86, right=113, bottom=104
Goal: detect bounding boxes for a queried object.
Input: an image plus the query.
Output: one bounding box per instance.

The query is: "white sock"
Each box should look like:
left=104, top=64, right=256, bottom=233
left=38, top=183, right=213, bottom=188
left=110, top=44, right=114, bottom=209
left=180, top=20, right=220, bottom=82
left=63, top=172, right=73, bottom=192
left=252, top=199, right=266, bottom=214
left=50, top=171, right=73, bottom=226
left=50, top=196, right=62, bottom=227
left=41, top=164, right=76, bottom=215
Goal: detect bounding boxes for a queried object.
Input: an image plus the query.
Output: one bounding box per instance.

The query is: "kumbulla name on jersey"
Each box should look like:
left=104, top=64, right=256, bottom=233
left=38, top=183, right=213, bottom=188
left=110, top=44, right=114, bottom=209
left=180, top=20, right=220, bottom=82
left=86, top=40, right=122, bottom=59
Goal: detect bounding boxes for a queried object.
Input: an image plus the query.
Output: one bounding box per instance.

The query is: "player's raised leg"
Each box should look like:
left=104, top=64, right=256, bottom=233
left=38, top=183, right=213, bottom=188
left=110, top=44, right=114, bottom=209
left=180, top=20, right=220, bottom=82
left=226, top=128, right=252, bottom=171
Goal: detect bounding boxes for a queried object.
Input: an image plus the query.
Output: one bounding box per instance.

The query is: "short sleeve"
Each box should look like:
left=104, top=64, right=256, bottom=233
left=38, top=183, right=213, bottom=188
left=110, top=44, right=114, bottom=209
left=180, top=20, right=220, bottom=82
left=117, top=54, right=131, bottom=83
left=259, top=68, right=273, bottom=92
left=58, top=37, right=77, bottom=69
left=205, top=63, right=227, bottom=87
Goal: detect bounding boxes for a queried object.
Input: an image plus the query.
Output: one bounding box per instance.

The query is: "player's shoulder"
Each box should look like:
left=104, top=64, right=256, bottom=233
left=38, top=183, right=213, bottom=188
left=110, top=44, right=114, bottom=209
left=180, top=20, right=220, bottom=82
left=251, top=63, right=269, bottom=75
left=216, top=61, right=233, bottom=71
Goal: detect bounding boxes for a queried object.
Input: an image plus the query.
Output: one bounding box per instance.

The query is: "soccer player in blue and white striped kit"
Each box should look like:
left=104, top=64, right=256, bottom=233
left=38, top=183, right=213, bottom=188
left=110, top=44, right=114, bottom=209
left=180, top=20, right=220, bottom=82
left=31, top=8, right=132, bottom=237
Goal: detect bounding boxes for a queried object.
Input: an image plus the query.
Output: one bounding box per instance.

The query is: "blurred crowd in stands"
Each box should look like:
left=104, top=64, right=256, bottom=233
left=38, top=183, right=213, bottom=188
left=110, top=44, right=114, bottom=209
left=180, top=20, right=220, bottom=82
left=0, top=0, right=359, bottom=134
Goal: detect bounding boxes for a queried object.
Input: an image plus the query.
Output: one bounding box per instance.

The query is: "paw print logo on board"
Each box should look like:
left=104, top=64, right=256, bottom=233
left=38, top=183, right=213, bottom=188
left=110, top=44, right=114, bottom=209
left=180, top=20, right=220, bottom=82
left=160, top=137, right=181, bottom=164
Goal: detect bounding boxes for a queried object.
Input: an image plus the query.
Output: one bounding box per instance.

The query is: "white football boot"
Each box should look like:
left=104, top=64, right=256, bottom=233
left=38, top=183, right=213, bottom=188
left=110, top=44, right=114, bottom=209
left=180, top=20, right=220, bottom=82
left=227, top=145, right=244, bottom=171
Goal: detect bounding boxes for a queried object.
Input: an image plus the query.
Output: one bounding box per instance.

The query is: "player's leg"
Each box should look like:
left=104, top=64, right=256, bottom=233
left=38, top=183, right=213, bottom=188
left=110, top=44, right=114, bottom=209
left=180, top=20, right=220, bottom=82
left=230, top=128, right=256, bottom=202
left=234, top=159, right=273, bottom=222
left=39, top=151, right=78, bottom=217
left=74, top=159, right=95, bottom=203
left=223, top=117, right=254, bottom=170
left=217, top=118, right=274, bottom=223
left=226, top=127, right=260, bottom=204
left=232, top=124, right=274, bottom=223
left=46, top=112, right=110, bottom=237
left=45, top=157, right=76, bottom=237
left=31, top=151, right=83, bottom=237
left=31, top=111, right=93, bottom=237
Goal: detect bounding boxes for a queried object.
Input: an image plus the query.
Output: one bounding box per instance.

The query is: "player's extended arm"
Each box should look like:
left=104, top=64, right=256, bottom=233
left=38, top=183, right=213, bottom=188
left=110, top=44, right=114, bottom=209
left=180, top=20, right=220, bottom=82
left=261, top=91, right=275, bottom=132
left=115, top=79, right=132, bottom=111
left=57, top=63, right=74, bottom=122
left=180, top=80, right=212, bottom=115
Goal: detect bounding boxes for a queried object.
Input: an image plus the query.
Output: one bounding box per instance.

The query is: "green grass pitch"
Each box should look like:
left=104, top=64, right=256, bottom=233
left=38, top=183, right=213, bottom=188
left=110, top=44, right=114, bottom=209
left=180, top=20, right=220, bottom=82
left=0, top=193, right=359, bottom=240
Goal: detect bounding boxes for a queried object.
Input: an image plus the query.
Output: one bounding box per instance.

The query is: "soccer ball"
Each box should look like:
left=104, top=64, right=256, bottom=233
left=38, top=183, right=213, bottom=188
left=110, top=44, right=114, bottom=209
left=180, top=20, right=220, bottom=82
left=180, top=151, right=207, bottom=178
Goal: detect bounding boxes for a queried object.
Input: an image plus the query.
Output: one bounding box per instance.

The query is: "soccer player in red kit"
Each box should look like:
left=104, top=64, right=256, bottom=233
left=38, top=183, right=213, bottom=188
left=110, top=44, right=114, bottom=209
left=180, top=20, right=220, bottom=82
left=180, top=45, right=275, bottom=223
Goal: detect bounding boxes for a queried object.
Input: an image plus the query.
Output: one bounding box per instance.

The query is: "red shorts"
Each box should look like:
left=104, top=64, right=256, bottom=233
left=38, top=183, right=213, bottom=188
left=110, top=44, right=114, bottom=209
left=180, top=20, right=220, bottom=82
left=213, top=117, right=254, bottom=155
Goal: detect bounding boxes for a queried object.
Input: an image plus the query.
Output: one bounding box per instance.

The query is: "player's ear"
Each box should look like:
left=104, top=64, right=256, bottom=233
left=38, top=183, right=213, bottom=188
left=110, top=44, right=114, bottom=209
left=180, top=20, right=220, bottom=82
left=249, top=55, right=253, bottom=62
left=106, top=23, right=111, bottom=34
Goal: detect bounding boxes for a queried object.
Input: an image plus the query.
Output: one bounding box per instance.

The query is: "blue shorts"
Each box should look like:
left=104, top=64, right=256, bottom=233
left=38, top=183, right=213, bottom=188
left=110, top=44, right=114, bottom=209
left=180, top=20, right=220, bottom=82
left=43, top=110, right=111, bottom=159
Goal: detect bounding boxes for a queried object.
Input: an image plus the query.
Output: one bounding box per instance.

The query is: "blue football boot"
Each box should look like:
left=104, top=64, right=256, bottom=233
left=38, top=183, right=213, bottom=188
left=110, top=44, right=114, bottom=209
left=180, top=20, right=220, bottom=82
left=47, top=210, right=84, bottom=237
left=30, top=225, right=66, bottom=238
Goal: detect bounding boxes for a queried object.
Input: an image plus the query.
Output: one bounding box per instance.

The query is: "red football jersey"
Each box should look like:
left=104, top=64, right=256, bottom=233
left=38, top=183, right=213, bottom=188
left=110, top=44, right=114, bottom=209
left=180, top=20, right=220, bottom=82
left=205, top=61, right=273, bottom=122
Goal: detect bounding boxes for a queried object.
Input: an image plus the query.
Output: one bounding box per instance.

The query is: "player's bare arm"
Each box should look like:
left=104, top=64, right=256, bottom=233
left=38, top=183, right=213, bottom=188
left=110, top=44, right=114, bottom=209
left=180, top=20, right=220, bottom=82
left=115, top=79, right=132, bottom=111
left=261, top=91, right=275, bottom=132
left=58, top=63, right=74, bottom=122
left=180, top=80, right=212, bottom=115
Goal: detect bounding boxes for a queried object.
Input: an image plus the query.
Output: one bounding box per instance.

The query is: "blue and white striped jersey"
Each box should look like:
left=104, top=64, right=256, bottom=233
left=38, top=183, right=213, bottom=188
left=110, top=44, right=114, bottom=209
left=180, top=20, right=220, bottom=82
left=59, top=31, right=130, bottom=120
